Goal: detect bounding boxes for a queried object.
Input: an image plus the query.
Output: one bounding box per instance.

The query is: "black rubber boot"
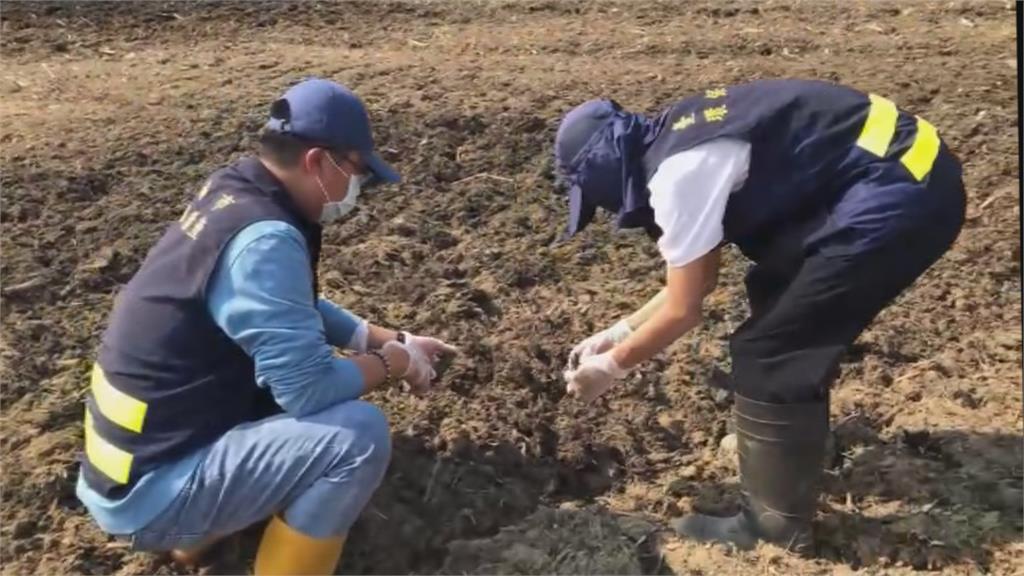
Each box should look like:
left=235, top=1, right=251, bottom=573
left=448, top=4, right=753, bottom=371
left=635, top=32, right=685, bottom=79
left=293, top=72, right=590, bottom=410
left=672, top=393, right=829, bottom=552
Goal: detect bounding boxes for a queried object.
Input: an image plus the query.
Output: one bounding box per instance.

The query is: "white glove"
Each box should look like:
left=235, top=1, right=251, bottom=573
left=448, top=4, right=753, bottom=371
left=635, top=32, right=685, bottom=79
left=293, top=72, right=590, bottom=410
left=567, top=319, right=632, bottom=369
left=382, top=340, right=434, bottom=394
left=563, top=350, right=629, bottom=403
left=403, top=332, right=458, bottom=364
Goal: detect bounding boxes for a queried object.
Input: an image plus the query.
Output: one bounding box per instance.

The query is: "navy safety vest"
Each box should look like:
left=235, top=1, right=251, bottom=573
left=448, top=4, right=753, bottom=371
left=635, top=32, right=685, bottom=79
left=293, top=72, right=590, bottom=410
left=640, top=79, right=949, bottom=258
left=81, top=157, right=322, bottom=498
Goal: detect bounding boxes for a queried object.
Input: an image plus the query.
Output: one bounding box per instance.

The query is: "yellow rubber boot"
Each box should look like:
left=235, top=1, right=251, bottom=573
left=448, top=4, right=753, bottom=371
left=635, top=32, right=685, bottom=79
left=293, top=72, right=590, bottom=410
left=254, top=516, right=345, bottom=576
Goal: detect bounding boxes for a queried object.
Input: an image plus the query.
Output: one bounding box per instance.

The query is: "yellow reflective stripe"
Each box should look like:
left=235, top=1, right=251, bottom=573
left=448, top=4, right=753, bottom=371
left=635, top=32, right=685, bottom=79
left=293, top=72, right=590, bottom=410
left=856, top=93, right=899, bottom=157
left=84, top=410, right=133, bottom=484
left=900, top=117, right=940, bottom=181
left=90, top=364, right=147, bottom=433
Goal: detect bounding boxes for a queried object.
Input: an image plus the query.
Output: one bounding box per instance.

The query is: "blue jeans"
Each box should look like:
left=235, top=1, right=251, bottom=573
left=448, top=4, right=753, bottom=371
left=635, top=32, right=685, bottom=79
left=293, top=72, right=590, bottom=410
left=130, top=400, right=391, bottom=551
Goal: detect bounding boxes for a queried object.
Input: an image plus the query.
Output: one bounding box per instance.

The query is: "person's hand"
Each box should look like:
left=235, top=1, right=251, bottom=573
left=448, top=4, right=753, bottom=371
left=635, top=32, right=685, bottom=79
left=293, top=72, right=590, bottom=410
left=403, top=332, right=458, bottom=364
left=379, top=340, right=411, bottom=377
left=567, top=320, right=632, bottom=369
left=404, top=332, right=458, bottom=387
left=382, top=341, right=433, bottom=395
left=563, top=350, right=628, bottom=402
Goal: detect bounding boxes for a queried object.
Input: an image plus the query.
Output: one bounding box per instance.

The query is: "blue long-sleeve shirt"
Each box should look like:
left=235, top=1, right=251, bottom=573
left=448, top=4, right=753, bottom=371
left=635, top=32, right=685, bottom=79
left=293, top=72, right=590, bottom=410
left=77, top=220, right=366, bottom=534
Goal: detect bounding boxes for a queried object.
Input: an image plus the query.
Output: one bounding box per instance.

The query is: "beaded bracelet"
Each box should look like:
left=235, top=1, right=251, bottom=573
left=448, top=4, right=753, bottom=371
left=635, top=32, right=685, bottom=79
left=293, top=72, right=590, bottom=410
left=367, top=350, right=393, bottom=387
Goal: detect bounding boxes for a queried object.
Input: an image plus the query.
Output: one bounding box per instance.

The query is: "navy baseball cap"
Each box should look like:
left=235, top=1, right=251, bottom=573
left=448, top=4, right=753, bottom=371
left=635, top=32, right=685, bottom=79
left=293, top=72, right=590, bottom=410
left=265, top=77, right=400, bottom=185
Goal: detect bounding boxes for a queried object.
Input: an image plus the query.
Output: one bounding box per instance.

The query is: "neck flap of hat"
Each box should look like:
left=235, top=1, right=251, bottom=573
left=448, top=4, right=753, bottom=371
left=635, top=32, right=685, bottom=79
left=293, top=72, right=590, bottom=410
left=560, top=100, right=659, bottom=235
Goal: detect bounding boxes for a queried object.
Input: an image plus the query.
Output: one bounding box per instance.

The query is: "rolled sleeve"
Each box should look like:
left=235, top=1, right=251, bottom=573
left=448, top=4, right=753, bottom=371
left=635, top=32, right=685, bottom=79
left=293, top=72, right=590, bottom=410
left=316, top=298, right=364, bottom=349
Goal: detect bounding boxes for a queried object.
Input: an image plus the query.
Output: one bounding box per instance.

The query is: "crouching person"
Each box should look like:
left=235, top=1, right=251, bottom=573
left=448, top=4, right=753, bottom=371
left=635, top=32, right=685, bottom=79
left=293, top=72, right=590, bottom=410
left=77, top=78, right=455, bottom=574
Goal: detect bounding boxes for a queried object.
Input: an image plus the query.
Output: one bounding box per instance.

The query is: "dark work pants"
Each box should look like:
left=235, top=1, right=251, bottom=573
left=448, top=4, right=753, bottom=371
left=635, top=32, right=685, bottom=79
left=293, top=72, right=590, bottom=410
left=730, top=149, right=966, bottom=404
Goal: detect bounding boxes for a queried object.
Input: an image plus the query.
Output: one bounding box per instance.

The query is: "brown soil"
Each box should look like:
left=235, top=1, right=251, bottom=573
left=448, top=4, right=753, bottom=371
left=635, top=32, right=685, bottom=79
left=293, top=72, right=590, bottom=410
left=1, top=1, right=1020, bottom=575
left=442, top=504, right=657, bottom=575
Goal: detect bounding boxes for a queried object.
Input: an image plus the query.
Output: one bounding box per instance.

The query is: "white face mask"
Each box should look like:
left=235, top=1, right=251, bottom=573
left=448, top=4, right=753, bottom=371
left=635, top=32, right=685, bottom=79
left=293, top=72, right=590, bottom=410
left=316, top=153, right=365, bottom=224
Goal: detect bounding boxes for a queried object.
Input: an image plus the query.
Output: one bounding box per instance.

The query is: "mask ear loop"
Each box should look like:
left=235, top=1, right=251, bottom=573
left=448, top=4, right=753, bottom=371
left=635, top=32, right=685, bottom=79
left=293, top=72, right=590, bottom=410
left=325, top=150, right=372, bottom=190
left=314, top=149, right=345, bottom=209
left=323, top=150, right=349, bottom=177
left=314, top=172, right=331, bottom=205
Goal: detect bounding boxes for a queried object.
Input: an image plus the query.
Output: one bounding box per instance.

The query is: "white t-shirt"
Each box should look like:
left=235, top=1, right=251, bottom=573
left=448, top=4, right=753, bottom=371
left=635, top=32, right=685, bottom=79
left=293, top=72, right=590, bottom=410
left=647, top=137, right=752, bottom=267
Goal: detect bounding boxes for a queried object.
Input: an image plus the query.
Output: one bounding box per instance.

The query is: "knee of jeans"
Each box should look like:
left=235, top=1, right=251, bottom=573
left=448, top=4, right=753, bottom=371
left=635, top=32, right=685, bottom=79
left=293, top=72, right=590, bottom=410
left=359, top=401, right=392, bottom=462
left=332, top=401, right=392, bottom=474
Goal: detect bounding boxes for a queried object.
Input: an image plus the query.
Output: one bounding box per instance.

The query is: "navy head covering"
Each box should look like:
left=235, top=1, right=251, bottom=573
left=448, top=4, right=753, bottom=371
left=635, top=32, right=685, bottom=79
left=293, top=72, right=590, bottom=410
left=554, top=99, right=660, bottom=239
left=265, top=77, right=401, bottom=186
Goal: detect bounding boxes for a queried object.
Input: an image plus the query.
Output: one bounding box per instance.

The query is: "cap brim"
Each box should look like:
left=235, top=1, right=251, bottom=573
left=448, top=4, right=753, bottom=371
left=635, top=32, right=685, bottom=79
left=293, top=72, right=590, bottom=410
left=563, top=184, right=596, bottom=240
left=365, top=151, right=401, bottom=187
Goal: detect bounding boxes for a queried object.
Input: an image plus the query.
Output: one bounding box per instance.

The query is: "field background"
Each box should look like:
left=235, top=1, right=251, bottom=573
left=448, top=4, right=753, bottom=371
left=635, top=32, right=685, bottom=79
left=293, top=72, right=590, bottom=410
left=1, top=1, right=1020, bottom=574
